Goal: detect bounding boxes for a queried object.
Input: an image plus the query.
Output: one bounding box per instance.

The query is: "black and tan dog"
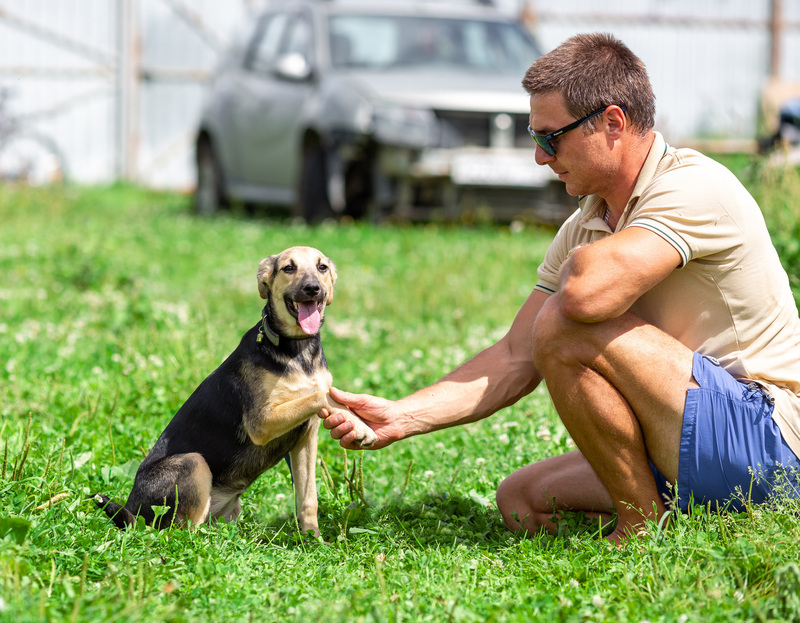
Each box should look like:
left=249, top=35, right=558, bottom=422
left=93, top=246, right=376, bottom=535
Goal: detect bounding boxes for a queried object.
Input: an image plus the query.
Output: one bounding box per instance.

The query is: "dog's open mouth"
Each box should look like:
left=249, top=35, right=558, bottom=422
left=286, top=298, right=324, bottom=335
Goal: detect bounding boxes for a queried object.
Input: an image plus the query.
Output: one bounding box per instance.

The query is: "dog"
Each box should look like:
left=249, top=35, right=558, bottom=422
left=93, top=246, right=377, bottom=535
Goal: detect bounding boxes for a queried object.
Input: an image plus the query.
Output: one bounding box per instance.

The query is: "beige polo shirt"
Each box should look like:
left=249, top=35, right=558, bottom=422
left=535, top=131, right=800, bottom=457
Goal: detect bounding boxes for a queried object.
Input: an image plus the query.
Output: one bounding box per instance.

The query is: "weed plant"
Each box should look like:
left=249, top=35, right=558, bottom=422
left=1, top=184, right=800, bottom=621
left=748, top=158, right=800, bottom=303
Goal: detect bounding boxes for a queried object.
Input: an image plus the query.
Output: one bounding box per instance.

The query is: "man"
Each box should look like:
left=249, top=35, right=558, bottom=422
left=320, top=33, right=800, bottom=543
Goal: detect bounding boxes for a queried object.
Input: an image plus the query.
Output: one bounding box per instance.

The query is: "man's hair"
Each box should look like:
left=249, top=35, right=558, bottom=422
left=522, top=33, right=655, bottom=135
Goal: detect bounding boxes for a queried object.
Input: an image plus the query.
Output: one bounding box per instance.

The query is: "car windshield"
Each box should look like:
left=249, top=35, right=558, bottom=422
left=328, top=15, right=538, bottom=73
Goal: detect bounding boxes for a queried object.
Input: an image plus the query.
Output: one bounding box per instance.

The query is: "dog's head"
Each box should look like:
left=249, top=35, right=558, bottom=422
left=257, top=246, right=337, bottom=338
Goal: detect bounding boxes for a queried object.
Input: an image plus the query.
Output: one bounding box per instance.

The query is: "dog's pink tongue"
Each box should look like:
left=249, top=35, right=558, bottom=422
left=298, top=302, right=321, bottom=334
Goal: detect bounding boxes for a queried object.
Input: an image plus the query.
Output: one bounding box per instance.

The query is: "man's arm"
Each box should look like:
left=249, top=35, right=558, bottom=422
left=321, top=289, right=549, bottom=449
left=558, top=226, right=682, bottom=322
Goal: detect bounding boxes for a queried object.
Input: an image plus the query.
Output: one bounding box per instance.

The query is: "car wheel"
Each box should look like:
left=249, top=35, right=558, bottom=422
left=298, top=144, right=334, bottom=222
left=195, top=138, right=228, bottom=215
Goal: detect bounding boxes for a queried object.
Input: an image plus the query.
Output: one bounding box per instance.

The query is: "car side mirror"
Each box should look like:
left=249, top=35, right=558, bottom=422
left=273, top=53, right=312, bottom=82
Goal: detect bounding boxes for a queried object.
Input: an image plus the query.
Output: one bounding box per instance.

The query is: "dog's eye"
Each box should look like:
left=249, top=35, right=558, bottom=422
left=318, top=264, right=328, bottom=273
left=282, top=264, right=296, bottom=274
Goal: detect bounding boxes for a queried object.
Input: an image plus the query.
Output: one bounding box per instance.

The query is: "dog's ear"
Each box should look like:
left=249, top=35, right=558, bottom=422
left=257, top=255, right=279, bottom=299
left=324, top=257, right=337, bottom=306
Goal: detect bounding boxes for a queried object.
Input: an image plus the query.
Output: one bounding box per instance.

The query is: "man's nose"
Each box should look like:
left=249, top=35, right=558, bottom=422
left=534, top=143, right=556, bottom=166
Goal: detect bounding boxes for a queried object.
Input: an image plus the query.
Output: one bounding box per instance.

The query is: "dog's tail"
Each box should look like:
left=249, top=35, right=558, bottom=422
left=91, top=494, right=136, bottom=530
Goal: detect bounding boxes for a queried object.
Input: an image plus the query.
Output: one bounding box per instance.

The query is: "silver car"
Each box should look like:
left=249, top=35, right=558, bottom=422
left=195, top=0, right=571, bottom=222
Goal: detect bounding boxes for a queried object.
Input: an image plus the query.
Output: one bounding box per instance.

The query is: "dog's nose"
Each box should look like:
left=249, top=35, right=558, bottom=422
left=302, top=282, right=321, bottom=297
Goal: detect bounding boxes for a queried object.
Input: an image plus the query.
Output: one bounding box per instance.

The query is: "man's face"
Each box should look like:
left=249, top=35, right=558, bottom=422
left=529, top=91, right=614, bottom=198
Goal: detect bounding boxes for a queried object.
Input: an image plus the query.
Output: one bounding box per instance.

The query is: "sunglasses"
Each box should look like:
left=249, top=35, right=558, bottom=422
left=527, top=105, right=627, bottom=156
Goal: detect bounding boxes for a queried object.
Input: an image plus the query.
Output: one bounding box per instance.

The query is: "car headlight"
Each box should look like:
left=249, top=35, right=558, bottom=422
left=371, top=104, right=438, bottom=148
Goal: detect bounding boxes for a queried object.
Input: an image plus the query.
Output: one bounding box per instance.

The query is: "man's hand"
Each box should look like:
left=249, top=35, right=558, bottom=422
left=319, top=387, right=403, bottom=450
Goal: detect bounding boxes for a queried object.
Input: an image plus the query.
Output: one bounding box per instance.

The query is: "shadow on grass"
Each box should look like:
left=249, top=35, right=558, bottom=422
left=243, top=490, right=608, bottom=552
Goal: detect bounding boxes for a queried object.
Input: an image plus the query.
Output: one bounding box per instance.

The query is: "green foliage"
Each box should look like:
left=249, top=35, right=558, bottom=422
left=718, top=155, right=800, bottom=303
left=757, top=164, right=800, bottom=293
left=2, top=182, right=800, bottom=621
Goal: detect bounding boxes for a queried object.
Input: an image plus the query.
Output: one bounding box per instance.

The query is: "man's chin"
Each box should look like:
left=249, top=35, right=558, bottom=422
left=563, top=179, right=592, bottom=197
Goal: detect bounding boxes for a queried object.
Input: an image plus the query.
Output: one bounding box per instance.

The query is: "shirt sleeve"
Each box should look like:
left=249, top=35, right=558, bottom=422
left=627, top=155, right=750, bottom=268
left=534, top=210, right=585, bottom=294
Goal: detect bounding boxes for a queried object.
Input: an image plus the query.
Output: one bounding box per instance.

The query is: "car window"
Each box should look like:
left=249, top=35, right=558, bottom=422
left=281, top=14, right=313, bottom=60
left=221, top=18, right=261, bottom=70
left=328, top=15, right=538, bottom=73
left=247, top=12, right=289, bottom=72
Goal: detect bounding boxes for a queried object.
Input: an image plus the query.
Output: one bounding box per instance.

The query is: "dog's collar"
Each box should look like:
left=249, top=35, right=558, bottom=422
left=257, top=307, right=280, bottom=347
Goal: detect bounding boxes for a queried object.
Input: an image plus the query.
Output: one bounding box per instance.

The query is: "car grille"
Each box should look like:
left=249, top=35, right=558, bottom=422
left=434, top=110, right=531, bottom=149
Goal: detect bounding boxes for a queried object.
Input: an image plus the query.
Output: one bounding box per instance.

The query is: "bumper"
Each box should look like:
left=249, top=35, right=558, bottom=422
left=382, top=146, right=557, bottom=188
left=375, top=145, right=571, bottom=223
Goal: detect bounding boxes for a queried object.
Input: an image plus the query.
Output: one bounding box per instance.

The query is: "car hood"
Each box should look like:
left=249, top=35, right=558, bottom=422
left=339, top=68, right=531, bottom=114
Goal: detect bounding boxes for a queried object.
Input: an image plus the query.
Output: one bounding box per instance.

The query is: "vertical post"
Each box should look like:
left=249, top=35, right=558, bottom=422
left=769, top=0, right=783, bottom=79
left=117, top=0, right=139, bottom=181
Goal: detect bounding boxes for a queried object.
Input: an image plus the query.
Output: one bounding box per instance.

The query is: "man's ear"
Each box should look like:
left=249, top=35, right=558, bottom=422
left=257, top=255, right=279, bottom=299
left=604, top=105, right=627, bottom=139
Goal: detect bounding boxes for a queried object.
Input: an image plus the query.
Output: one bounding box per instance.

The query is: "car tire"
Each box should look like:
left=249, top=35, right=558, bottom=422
left=195, top=138, right=228, bottom=215
left=298, top=144, right=334, bottom=222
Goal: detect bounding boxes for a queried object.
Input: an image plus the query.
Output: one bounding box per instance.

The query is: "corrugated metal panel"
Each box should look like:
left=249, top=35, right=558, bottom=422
left=0, top=0, right=246, bottom=187
left=0, top=0, right=798, bottom=189
left=529, top=0, right=800, bottom=143
left=0, top=0, right=118, bottom=183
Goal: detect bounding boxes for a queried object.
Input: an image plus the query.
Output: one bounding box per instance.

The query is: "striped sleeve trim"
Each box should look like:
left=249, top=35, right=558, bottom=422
left=534, top=282, right=557, bottom=295
left=628, top=219, right=690, bottom=267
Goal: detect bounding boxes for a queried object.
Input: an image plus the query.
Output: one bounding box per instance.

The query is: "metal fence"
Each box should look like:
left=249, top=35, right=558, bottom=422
left=0, top=0, right=797, bottom=190
left=530, top=0, right=800, bottom=150
left=0, top=0, right=247, bottom=188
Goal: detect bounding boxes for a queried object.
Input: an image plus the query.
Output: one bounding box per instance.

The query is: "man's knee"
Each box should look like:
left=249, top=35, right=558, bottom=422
left=495, top=473, right=517, bottom=522
left=496, top=474, right=529, bottom=532
left=496, top=469, right=551, bottom=534
left=532, top=294, right=575, bottom=372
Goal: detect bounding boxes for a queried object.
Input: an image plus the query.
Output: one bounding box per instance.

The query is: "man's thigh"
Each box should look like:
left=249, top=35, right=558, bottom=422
left=536, top=301, right=697, bottom=481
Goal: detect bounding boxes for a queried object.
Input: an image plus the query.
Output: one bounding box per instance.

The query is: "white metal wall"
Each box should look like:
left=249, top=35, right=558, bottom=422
left=529, top=0, right=800, bottom=144
left=0, top=1, right=120, bottom=183
left=0, top=0, right=798, bottom=190
left=0, top=0, right=246, bottom=188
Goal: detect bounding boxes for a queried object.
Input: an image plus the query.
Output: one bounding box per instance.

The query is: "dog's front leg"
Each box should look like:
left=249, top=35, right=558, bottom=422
left=246, top=391, right=329, bottom=446
left=288, top=417, right=321, bottom=537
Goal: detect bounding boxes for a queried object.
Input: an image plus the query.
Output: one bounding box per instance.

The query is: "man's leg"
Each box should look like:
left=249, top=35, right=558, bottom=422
left=527, top=294, right=697, bottom=542
left=496, top=449, right=614, bottom=535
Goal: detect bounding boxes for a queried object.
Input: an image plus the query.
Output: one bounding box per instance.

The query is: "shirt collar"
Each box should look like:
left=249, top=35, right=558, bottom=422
left=578, top=131, right=667, bottom=230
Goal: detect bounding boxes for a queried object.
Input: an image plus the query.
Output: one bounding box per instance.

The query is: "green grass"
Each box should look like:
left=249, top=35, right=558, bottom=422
left=2, top=183, right=800, bottom=622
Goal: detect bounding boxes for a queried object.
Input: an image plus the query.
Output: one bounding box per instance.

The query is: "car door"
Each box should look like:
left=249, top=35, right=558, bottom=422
left=229, top=9, right=316, bottom=201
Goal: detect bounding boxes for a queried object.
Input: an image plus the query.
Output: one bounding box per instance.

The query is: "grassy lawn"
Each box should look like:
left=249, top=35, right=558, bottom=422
left=2, top=183, right=800, bottom=622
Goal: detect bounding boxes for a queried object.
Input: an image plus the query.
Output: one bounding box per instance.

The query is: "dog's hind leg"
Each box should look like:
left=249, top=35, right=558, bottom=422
left=125, top=452, right=213, bottom=529
left=288, top=418, right=321, bottom=536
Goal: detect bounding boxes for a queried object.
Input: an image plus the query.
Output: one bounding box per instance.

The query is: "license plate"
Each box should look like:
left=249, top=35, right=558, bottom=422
left=451, top=149, right=554, bottom=187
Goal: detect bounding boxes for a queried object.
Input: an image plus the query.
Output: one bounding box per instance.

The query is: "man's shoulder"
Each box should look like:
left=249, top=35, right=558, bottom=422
left=657, top=143, right=732, bottom=181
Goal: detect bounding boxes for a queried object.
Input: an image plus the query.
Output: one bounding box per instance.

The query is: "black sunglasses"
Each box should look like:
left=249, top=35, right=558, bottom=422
left=527, top=105, right=627, bottom=156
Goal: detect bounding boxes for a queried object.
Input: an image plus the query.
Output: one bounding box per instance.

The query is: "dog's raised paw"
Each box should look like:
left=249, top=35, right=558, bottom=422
left=355, top=431, right=378, bottom=448
left=353, top=422, right=378, bottom=448
left=328, top=405, right=379, bottom=448
left=350, top=419, right=378, bottom=448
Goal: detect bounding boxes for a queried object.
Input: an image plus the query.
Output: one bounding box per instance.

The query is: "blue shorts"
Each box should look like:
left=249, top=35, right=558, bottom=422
left=651, top=352, right=800, bottom=512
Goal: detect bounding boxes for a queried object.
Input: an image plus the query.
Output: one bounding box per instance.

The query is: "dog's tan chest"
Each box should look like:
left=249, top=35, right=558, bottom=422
left=241, top=361, right=332, bottom=446
left=267, top=369, right=330, bottom=405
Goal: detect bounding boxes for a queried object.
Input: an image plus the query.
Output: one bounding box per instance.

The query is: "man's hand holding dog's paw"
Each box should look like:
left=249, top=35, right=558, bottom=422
left=320, top=387, right=401, bottom=450
left=323, top=390, right=379, bottom=448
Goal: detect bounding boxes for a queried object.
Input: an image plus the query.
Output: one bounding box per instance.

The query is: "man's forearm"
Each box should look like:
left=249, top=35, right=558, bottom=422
left=393, top=340, right=542, bottom=438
